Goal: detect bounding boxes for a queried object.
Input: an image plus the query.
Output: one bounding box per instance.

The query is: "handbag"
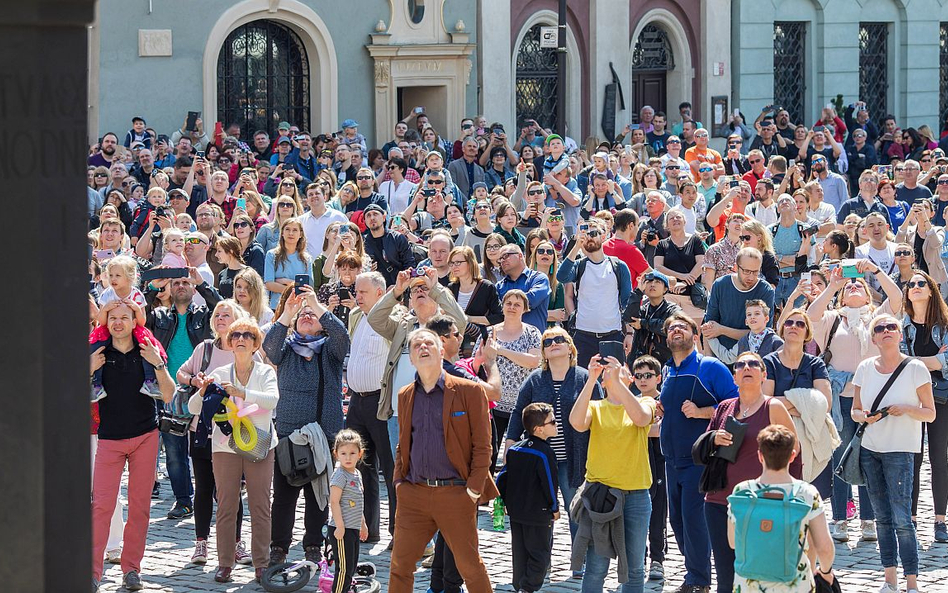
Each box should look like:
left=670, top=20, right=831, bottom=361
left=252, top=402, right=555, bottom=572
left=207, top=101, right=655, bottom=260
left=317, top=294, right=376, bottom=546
left=170, top=339, right=215, bottom=418
left=933, top=375, right=948, bottom=406
left=225, top=364, right=273, bottom=463
left=820, top=316, right=841, bottom=367
left=690, top=282, right=709, bottom=309
left=834, top=358, right=909, bottom=486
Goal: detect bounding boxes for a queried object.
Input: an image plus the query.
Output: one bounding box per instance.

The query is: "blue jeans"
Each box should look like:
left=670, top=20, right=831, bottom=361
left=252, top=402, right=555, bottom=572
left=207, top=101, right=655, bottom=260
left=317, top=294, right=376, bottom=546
left=666, top=463, right=711, bottom=586
left=582, top=489, right=651, bottom=593
left=160, top=431, right=193, bottom=506
left=557, top=461, right=579, bottom=540
left=831, top=396, right=874, bottom=521
left=388, top=415, right=399, bottom=459
left=861, top=449, right=918, bottom=574
left=775, top=275, right=801, bottom=308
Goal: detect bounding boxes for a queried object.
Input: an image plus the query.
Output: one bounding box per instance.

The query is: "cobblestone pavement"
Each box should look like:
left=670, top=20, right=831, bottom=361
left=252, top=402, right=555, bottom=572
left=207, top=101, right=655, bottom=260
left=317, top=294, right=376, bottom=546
left=96, top=458, right=948, bottom=592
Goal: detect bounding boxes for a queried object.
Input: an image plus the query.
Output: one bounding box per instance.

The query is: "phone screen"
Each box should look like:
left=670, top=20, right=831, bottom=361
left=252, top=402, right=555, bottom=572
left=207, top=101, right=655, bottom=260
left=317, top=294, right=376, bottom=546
left=236, top=198, right=246, bottom=210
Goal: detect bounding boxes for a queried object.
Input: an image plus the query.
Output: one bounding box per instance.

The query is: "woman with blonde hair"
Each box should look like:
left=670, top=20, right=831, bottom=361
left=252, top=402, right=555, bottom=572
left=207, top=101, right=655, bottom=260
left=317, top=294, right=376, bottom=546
left=263, top=218, right=311, bottom=309
left=239, top=190, right=269, bottom=231
left=335, top=181, right=359, bottom=212
left=233, top=268, right=273, bottom=327
left=531, top=240, right=567, bottom=327
left=268, top=174, right=304, bottom=213
left=741, top=219, right=779, bottom=286
left=256, top=196, right=302, bottom=253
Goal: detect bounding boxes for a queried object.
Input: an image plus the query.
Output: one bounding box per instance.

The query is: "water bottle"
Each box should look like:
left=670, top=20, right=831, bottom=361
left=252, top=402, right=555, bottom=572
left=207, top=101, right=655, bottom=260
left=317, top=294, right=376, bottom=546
left=492, top=497, right=505, bottom=531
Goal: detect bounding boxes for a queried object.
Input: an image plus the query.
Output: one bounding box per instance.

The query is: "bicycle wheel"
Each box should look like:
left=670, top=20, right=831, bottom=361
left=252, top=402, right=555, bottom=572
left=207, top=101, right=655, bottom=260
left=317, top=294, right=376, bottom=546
left=261, top=562, right=312, bottom=593
left=351, top=576, right=381, bottom=593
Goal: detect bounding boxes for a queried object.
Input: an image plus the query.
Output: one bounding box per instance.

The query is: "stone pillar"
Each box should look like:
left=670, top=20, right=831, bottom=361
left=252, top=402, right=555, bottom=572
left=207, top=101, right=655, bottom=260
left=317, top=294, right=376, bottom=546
left=0, top=1, right=95, bottom=591
left=589, top=0, right=630, bottom=139
left=479, top=0, right=513, bottom=127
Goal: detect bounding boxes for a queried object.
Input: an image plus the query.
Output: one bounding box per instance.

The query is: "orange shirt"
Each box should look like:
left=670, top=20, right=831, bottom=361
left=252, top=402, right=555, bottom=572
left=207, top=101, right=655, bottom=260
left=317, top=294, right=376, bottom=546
left=712, top=200, right=747, bottom=242
left=684, top=146, right=723, bottom=181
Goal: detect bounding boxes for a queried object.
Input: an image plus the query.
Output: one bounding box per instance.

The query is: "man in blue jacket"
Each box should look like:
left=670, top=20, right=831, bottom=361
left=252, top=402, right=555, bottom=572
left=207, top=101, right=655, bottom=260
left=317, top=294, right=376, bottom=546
left=659, top=312, right=738, bottom=593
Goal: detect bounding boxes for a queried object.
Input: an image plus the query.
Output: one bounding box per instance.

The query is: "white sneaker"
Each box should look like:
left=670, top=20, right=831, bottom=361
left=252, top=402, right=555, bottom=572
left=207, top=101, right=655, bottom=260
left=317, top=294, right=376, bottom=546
left=830, top=520, right=850, bottom=542
left=879, top=583, right=899, bottom=593
left=861, top=520, right=878, bottom=542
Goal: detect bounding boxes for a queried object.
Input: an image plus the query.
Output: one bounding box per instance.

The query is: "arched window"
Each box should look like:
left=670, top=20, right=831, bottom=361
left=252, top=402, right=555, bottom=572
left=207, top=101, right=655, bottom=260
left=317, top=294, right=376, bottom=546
left=631, top=24, right=675, bottom=120
left=516, top=24, right=559, bottom=133
left=217, top=20, right=310, bottom=140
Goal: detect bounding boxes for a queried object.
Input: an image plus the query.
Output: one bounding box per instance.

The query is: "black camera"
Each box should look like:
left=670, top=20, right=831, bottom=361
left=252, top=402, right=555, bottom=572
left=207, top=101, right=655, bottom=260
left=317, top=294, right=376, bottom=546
left=158, top=410, right=189, bottom=437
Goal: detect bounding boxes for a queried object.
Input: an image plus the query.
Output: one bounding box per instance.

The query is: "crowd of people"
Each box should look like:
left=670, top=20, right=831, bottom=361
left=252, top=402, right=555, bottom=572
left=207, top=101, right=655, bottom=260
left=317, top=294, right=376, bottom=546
left=87, top=102, right=945, bottom=593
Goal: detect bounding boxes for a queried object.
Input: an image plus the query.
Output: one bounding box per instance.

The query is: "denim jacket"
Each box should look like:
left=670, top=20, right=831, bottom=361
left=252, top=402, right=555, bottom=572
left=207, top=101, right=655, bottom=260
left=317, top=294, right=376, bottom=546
left=901, top=315, right=948, bottom=378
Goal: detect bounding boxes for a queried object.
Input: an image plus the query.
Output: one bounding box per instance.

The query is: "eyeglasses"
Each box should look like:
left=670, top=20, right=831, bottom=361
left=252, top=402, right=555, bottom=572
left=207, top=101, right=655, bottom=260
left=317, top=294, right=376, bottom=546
left=196, top=212, right=214, bottom=218
left=448, top=260, right=467, bottom=267
left=872, top=323, right=900, bottom=334
left=699, top=167, right=712, bottom=172
left=497, top=252, right=519, bottom=262
left=409, top=285, right=430, bottom=295
left=462, top=123, right=474, bottom=129
left=665, top=165, right=680, bottom=170
left=695, top=133, right=709, bottom=138
left=298, top=311, right=319, bottom=319
left=356, top=176, right=373, bottom=181
left=667, top=139, right=681, bottom=144
left=542, top=335, right=568, bottom=347
left=428, top=180, right=445, bottom=186
left=278, top=202, right=295, bottom=209
left=527, top=189, right=545, bottom=195
left=549, top=215, right=564, bottom=222
left=233, top=221, right=251, bottom=229
left=783, top=319, right=807, bottom=329
left=485, top=244, right=502, bottom=252
left=535, top=247, right=555, bottom=256
left=906, top=280, right=928, bottom=289
left=633, top=372, right=657, bottom=380
left=733, top=359, right=763, bottom=370
left=739, top=234, right=752, bottom=242
left=737, top=264, right=761, bottom=275
left=541, top=418, right=558, bottom=427
left=95, top=173, right=108, bottom=177
left=894, top=250, right=913, bottom=257
left=475, top=204, right=491, bottom=211
left=229, top=331, right=255, bottom=342
left=387, top=165, right=398, bottom=170
left=938, top=180, right=948, bottom=186
left=749, top=159, right=763, bottom=164
left=281, top=182, right=295, bottom=187
left=185, top=237, right=208, bottom=245
left=585, top=230, right=603, bottom=238
left=121, top=181, right=132, bottom=187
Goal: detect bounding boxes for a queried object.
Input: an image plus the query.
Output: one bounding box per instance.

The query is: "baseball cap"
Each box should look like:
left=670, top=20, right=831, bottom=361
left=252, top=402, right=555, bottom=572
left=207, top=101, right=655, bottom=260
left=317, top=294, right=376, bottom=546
left=545, top=134, right=563, bottom=145
left=363, top=203, right=386, bottom=216
left=642, top=271, right=670, bottom=289
left=551, top=159, right=570, bottom=175
left=278, top=136, right=292, bottom=145
left=472, top=181, right=488, bottom=192
left=593, top=151, right=609, bottom=161
left=278, top=121, right=290, bottom=131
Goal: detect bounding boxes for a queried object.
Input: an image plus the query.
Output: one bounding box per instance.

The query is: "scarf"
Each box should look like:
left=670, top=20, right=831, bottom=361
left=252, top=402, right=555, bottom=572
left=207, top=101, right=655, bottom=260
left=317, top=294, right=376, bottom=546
left=286, top=330, right=327, bottom=360
left=842, top=305, right=874, bottom=355
left=494, top=225, right=525, bottom=249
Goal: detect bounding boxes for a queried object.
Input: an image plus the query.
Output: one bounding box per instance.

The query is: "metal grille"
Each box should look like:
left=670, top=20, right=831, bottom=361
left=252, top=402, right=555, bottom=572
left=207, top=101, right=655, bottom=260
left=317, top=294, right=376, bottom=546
left=632, top=24, right=674, bottom=71
left=516, top=25, right=558, bottom=132
left=941, top=23, right=948, bottom=127
left=859, top=23, right=889, bottom=124
left=773, top=22, right=806, bottom=125
left=217, top=20, right=310, bottom=140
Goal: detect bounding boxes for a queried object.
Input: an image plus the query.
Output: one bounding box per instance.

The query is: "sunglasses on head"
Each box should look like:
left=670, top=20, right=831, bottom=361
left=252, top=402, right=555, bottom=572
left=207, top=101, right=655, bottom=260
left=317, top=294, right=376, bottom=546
left=733, top=359, right=763, bottom=370
left=872, top=322, right=900, bottom=334
left=783, top=319, right=807, bottom=329
left=633, top=372, right=657, bottom=380
left=906, top=279, right=928, bottom=289
left=542, top=335, right=568, bottom=347
left=229, top=331, right=255, bottom=342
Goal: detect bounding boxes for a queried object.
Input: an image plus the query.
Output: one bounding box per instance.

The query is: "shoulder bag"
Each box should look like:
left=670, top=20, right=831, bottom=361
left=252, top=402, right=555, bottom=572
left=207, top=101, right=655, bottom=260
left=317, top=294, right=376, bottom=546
left=170, top=339, right=216, bottom=418
left=820, top=316, right=842, bottom=367
left=834, top=357, right=909, bottom=486
left=226, top=363, right=273, bottom=462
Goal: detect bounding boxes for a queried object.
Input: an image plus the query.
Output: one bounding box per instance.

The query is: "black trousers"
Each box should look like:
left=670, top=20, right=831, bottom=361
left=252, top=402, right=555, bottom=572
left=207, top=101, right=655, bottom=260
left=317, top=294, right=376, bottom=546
left=511, top=520, right=553, bottom=593
left=647, top=437, right=668, bottom=563
left=430, top=532, right=463, bottom=593
left=913, top=399, right=948, bottom=516
left=345, top=391, right=396, bottom=537
left=492, top=411, right=510, bottom=472
left=191, top=449, right=243, bottom=541
left=270, top=457, right=328, bottom=551
left=330, top=528, right=360, bottom=593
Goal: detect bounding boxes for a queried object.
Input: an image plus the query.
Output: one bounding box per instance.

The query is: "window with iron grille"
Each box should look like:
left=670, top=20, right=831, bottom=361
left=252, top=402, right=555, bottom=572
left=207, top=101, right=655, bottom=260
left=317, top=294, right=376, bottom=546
left=516, top=25, right=558, bottom=133
left=858, top=23, right=888, bottom=124
left=632, top=24, right=675, bottom=71
left=941, top=23, right=948, bottom=128
left=773, top=22, right=806, bottom=125
left=217, top=20, right=310, bottom=141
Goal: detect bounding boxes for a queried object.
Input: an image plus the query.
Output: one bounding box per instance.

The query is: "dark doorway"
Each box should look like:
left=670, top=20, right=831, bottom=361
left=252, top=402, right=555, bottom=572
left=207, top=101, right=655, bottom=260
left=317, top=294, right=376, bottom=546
left=516, top=24, right=559, bottom=132
left=631, top=72, right=667, bottom=124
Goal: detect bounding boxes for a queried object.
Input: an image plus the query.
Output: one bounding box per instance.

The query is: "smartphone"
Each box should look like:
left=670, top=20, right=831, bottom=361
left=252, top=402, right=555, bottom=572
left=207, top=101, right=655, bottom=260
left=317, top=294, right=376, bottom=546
left=186, top=111, right=200, bottom=132
left=195, top=150, right=205, bottom=159
left=630, top=124, right=640, bottom=131
left=814, top=125, right=825, bottom=133
left=414, top=107, right=424, bottom=114
left=842, top=265, right=860, bottom=279
left=339, top=225, right=350, bottom=235
left=283, top=163, right=295, bottom=173
left=141, top=268, right=189, bottom=282
left=422, top=188, right=437, bottom=198
left=733, top=108, right=741, bottom=117
left=879, top=165, right=893, bottom=180
left=550, top=208, right=563, bottom=217
left=729, top=179, right=741, bottom=189
left=579, top=224, right=589, bottom=232
left=598, top=341, right=626, bottom=364
left=788, top=159, right=796, bottom=167
left=392, top=214, right=403, bottom=227
left=801, top=271, right=812, bottom=283
left=94, top=249, right=115, bottom=262
left=338, top=287, right=352, bottom=301
left=294, top=273, right=309, bottom=295
left=236, top=197, right=246, bottom=210
left=492, top=127, right=504, bottom=136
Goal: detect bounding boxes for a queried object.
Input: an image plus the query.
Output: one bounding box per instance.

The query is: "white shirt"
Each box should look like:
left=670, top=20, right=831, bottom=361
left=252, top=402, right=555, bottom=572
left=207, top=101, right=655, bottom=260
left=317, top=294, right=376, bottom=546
left=854, top=357, right=930, bottom=453
left=746, top=201, right=778, bottom=227
left=575, top=257, right=621, bottom=333
left=347, top=316, right=389, bottom=393
left=300, top=208, right=349, bottom=259
left=191, top=263, right=215, bottom=308
left=378, top=179, right=417, bottom=216
left=855, top=241, right=896, bottom=293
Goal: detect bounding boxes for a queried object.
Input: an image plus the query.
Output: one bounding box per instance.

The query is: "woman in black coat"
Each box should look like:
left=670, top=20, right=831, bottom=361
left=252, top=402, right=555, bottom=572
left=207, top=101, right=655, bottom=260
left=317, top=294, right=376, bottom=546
left=447, top=245, right=503, bottom=355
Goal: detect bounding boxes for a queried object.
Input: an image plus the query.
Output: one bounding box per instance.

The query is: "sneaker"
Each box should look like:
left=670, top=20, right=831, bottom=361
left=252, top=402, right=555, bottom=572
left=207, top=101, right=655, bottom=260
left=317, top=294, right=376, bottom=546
left=122, top=570, right=144, bottom=591
left=191, top=539, right=208, bottom=565
left=105, top=548, right=122, bottom=564
left=235, top=540, right=252, bottom=565
left=423, top=542, right=435, bottom=557
left=167, top=502, right=193, bottom=520
left=936, top=521, right=948, bottom=543
left=304, top=545, right=321, bottom=564
left=674, top=585, right=711, bottom=593
left=268, top=545, right=287, bottom=568
left=140, top=379, right=163, bottom=399
left=422, top=553, right=435, bottom=568
left=151, top=482, right=160, bottom=500
left=649, top=560, right=665, bottom=581
left=91, top=383, right=107, bottom=403
left=214, top=566, right=233, bottom=583
left=878, top=583, right=899, bottom=593
left=830, top=520, right=850, bottom=542
left=847, top=500, right=857, bottom=520
left=861, top=520, right=878, bottom=542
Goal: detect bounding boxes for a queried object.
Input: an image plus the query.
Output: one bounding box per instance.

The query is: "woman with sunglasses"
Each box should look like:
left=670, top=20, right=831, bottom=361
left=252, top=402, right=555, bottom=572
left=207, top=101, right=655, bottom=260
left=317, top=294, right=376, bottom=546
left=530, top=240, right=567, bottom=327
left=809, top=262, right=903, bottom=542
left=447, top=245, right=503, bottom=355
left=523, top=228, right=548, bottom=267
left=569, top=352, right=655, bottom=592
left=702, top=350, right=798, bottom=593
left=264, top=173, right=303, bottom=210
left=896, top=198, right=948, bottom=290
left=229, top=213, right=265, bottom=278
left=853, top=314, right=934, bottom=593
left=654, top=208, right=706, bottom=324
left=256, top=197, right=302, bottom=254
left=901, top=271, right=948, bottom=542
left=885, top=242, right=919, bottom=292
left=480, top=233, right=508, bottom=284
left=378, top=157, right=416, bottom=215
left=777, top=272, right=829, bottom=347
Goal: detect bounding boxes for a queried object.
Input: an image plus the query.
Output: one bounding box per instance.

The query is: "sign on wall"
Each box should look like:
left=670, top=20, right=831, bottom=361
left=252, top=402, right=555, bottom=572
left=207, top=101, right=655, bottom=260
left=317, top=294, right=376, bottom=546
left=539, top=27, right=558, bottom=49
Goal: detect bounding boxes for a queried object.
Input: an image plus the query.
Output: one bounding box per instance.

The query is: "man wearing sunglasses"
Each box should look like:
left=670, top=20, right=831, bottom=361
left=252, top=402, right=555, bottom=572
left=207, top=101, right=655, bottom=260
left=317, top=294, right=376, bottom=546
left=495, top=245, right=550, bottom=331
left=659, top=313, right=738, bottom=593
left=558, top=218, right=632, bottom=367
left=684, top=127, right=723, bottom=182
left=740, top=149, right=768, bottom=194
left=459, top=200, right=496, bottom=263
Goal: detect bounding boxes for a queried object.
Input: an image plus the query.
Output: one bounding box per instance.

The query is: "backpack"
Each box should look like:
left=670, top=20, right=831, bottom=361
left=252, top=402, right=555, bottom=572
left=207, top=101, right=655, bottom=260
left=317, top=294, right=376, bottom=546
left=565, top=255, right=623, bottom=335
left=727, top=482, right=811, bottom=583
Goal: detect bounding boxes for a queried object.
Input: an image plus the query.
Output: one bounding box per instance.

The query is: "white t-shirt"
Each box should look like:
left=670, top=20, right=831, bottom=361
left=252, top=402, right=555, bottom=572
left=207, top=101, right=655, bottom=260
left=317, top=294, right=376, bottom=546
left=854, top=356, right=931, bottom=453
left=378, top=179, right=417, bottom=215
left=745, top=201, right=778, bottom=227
left=575, top=258, right=621, bottom=333
left=191, top=263, right=215, bottom=308
left=855, top=241, right=896, bottom=293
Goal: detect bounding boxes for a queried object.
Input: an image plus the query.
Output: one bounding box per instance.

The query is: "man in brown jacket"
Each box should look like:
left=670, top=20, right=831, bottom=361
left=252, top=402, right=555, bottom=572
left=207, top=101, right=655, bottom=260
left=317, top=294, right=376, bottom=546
left=389, top=328, right=497, bottom=593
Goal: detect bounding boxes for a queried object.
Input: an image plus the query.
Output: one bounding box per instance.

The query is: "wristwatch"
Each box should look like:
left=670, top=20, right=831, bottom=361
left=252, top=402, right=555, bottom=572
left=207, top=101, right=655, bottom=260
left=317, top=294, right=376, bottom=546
left=154, top=362, right=167, bottom=371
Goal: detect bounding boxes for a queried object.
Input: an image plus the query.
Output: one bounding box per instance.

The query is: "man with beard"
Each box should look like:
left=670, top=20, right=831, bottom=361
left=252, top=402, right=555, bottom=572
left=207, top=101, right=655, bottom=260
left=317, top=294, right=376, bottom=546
left=701, top=247, right=775, bottom=352
left=90, top=132, right=121, bottom=167
left=854, top=211, right=898, bottom=296
left=284, top=131, right=317, bottom=182
left=347, top=167, right=389, bottom=218
left=557, top=218, right=632, bottom=367
left=774, top=108, right=797, bottom=141
left=362, top=204, right=414, bottom=286
left=659, top=312, right=737, bottom=593
left=130, top=148, right=156, bottom=186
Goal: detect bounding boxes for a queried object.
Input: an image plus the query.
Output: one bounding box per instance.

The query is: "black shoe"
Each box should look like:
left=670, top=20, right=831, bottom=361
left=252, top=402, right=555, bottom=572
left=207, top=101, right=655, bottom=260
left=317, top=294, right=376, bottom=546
left=305, top=545, right=321, bottom=564
left=386, top=539, right=395, bottom=551
left=364, top=534, right=381, bottom=544
left=268, top=546, right=287, bottom=567
left=166, top=502, right=193, bottom=520
left=151, top=482, right=160, bottom=500
left=675, top=586, right=711, bottom=593
left=936, top=521, right=948, bottom=543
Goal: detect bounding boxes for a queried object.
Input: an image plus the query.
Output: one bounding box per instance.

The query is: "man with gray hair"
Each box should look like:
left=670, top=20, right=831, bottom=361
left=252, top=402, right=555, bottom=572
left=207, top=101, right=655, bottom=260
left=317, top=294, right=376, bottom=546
left=447, top=136, right=486, bottom=198
left=636, top=191, right=670, bottom=266
left=346, top=270, right=397, bottom=544
left=896, top=158, right=934, bottom=205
